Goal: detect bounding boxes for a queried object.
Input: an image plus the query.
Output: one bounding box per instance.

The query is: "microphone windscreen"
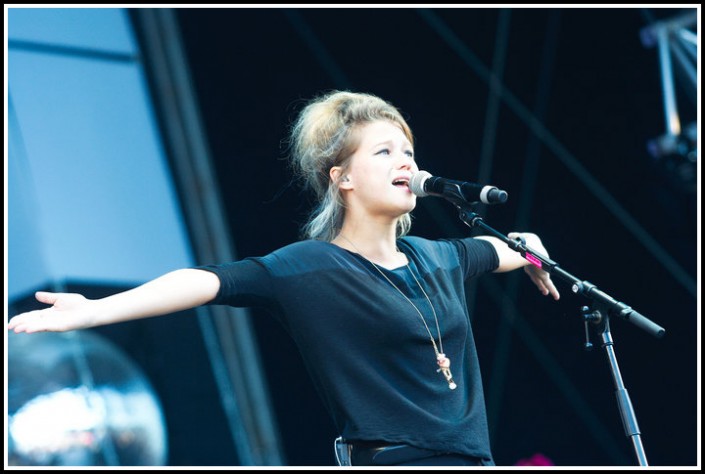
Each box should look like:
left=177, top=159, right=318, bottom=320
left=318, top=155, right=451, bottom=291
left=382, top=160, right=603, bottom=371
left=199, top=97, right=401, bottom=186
left=409, top=170, right=432, bottom=197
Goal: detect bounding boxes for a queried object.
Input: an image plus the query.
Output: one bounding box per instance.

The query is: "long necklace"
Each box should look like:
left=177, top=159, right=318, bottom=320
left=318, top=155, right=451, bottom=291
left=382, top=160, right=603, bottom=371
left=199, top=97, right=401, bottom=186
left=338, top=235, right=457, bottom=390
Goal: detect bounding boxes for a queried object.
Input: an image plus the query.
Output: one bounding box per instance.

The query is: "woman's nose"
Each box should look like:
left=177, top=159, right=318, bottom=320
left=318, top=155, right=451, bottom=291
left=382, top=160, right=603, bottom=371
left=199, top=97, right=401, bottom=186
left=397, top=156, right=417, bottom=172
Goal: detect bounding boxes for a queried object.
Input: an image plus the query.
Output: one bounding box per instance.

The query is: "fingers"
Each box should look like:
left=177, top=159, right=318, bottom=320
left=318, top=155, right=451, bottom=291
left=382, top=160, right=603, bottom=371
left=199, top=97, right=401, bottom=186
left=35, top=291, right=59, bottom=305
left=544, top=277, right=560, bottom=301
left=9, top=319, right=31, bottom=334
left=7, top=316, right=21, bottom=332
left=526, top=266, right=560, bottom=301
left=539, top=276, right=559, bottom=300
left=8, top=309, right=47, bottom=333
left=8, top=292, right=61, bottom=333
left=8, top=307, right=74, bottom=333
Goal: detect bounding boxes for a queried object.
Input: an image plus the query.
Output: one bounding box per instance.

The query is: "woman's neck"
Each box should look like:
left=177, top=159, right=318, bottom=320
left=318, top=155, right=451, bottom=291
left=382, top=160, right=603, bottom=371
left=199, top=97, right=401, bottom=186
left=333, top=220, right=406, bottom=269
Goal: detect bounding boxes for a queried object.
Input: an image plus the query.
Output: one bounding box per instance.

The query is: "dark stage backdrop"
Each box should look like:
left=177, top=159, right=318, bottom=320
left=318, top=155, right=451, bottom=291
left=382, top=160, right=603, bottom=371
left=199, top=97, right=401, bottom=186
left=163, top=7, right=697, bottom=467
left=144, top=7, right=699, bottom=467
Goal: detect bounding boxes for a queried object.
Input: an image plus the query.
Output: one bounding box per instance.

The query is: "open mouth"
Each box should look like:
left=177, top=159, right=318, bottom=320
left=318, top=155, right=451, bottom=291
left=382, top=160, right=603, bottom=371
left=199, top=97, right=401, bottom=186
left=392, top=178, right=409, bottom=189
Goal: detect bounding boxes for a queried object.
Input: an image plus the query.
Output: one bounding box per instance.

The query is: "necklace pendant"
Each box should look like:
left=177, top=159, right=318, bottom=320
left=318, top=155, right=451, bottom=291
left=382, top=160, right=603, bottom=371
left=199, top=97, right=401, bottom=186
left=442, top=368, right=457, bottom=390
left=437, top=353, right=457, bottom=390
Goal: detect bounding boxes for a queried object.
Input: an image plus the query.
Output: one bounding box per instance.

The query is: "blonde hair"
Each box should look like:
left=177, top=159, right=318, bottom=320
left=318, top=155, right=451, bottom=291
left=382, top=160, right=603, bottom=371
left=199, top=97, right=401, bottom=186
left=289, top=90, right=414, bottom=241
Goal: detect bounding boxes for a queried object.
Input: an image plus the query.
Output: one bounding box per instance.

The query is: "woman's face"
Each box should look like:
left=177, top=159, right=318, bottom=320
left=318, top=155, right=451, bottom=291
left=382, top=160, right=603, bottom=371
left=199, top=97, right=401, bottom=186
left=342, top=120, right=419, bottom=219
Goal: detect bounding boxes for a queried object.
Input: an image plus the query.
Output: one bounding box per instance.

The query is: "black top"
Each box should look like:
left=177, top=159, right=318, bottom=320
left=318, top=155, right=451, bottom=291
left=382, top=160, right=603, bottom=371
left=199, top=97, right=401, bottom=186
left=197, top=236, right=499, bottom=461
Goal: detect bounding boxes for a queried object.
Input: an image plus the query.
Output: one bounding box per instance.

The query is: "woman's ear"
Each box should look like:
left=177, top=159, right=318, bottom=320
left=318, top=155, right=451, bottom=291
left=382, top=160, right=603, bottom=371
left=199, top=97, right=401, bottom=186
left=330, top=166, right=353, bottom=190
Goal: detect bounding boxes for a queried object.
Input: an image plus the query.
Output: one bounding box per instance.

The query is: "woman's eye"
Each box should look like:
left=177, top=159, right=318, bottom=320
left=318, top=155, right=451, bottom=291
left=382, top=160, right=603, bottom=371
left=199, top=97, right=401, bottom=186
left=374, top=148, right=413, bottom=159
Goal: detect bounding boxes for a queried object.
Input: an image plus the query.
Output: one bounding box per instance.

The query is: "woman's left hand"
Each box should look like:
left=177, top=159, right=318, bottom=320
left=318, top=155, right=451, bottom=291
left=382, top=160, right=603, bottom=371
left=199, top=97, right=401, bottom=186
left=508, top=232, right=560, bottom=301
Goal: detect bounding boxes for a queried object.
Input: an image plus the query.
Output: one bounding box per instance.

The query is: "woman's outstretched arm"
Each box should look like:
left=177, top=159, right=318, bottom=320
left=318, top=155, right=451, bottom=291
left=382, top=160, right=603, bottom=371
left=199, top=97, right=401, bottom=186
left=7, top=268, right=220, bottom=334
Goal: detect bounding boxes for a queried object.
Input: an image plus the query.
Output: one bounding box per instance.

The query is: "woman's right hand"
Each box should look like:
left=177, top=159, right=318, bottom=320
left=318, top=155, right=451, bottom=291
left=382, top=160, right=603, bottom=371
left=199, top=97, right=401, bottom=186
left=7, top=291, right=96, bottom=334
left=8, top=269, right=221, bottom=334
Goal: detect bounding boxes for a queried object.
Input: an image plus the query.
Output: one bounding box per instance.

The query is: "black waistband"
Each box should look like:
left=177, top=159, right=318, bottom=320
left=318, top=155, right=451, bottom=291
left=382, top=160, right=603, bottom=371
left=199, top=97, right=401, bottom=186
left=349, top=440, right=481, bottom=466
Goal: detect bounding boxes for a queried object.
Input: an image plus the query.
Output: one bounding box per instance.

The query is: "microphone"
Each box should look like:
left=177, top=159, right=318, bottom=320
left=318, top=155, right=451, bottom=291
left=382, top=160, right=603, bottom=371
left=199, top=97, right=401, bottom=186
left=409, top=170, right=508, bottom=204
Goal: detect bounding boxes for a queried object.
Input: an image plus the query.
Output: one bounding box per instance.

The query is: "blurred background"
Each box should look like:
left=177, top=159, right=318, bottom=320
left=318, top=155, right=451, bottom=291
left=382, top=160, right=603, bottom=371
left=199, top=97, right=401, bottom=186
left=5, top=6, right=699, bottom=467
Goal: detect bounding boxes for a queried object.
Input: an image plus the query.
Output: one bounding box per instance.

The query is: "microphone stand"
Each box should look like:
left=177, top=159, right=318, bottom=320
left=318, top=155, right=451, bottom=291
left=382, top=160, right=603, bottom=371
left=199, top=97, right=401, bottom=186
left=447, top=193, right=664, bottom=467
